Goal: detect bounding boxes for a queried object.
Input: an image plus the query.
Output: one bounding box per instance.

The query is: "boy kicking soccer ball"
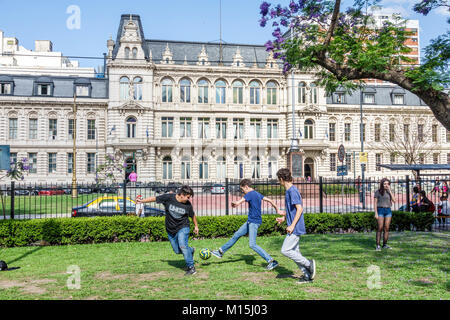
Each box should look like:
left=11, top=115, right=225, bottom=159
left=137, top=185, right=199, bottom=276
left=211, top=179, right=280, bottom=271
left=276, top=168, right=316, bottom=284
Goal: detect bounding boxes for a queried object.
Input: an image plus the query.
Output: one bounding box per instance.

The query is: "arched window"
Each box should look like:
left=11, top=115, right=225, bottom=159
left=304, top=119, right=314, bottom=139
left=215, top=80, right=226, bottom=104
left=181, top=156, right=191, bottom=180
left=132, top=48, right=138, bottom=59
left=126, top=117, right=137, bottom=138
left=216, top=156, right=226, bottom=180
left=180, top=79, right=191, bottom=103
left=266, top=81, right=277, bottom=105
left=310, top=83, right=318, bottom=104
left=120, top=76, right=129, bottom=100
left=163, top=156, right=173, bottom=180
left=298, top=82, right=306, bottom=104
left=232, top=81, right=244, bottom=104
left=133, top=77, right=143, bottom=101
left=125, top=47, right=130, bottom=60
left=249, top=81, right=261, bottom=105
left=198, top=79, right=209, bottom=103
left=234, top=156, right=244, bottom=179
left=251, top=156, right=261, bottom=179
left=162, top=78, right=173, bottom=103
left=199, top=156, right=209, bottom=179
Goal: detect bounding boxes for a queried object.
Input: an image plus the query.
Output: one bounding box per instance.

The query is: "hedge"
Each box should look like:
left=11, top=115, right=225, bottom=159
left=0, top=211, right=434, bottom=247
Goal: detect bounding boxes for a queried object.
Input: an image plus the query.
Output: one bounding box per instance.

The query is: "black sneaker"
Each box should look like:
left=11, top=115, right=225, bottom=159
left=382, top=244, right=392, bottom=250
left=297, top=275, right=313, bottom=284
left=308, top=259, right=316, bottom=280
left=266, top=260, right=279, bottom=271
left=185, top=266, right=197, bottom=276
left=211, top=249, right=223, bottom=259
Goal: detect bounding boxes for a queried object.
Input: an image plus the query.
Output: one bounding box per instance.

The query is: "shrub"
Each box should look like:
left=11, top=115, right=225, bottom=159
left=0, top=211, right=434, bottom=247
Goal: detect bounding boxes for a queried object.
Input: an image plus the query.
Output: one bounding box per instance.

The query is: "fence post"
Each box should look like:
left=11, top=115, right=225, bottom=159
left=319, top=176, right=323, bottom=213
left=10, top=181, right=15, bottom=219
left=225, top=178, right=229, bottom=216
left=122, top=179, right=127, bottom=215
left=406, top=175, right=410, bottom=212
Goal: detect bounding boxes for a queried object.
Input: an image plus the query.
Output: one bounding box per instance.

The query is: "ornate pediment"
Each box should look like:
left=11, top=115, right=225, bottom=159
left=301, top=104, right=324, bottom=114
left=112, top=100, right=146, bottom=113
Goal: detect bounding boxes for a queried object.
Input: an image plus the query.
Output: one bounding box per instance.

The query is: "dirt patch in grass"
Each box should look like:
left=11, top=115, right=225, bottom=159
left=136, top=271, right=172, bottom=281
left=95, top=271, right=130, bottom=281
left=304, top=287, right=328, bottom=294
left=239, top=272, right=274, bottom=286
left=0, top=278, right=56, bottom=295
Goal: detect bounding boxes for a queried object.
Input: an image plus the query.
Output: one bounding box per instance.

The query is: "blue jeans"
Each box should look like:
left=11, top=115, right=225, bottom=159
left=221, top=221, right=273, bottom=263
left=167, top=227, right=194, bottom=268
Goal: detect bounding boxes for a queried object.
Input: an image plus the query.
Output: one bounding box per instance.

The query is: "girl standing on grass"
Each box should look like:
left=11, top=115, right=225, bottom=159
left=374, top=178, right=396, bottom=251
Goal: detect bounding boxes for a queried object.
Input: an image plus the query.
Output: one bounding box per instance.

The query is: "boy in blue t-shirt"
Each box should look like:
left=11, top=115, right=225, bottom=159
left=211, top=179, right=280, bottom=271
left=276, top=168, right=316, bottom=284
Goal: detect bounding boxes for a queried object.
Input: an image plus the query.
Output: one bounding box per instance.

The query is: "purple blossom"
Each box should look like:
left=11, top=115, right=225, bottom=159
left=283, top=62, right=292, bottom=73
left=272, top=21, right=279, bottom=27
left=260, top=17, right=268, bottom=27
left=260, top=2, right=271, bottom=16
left=289, top=1, right=299, bottom=13
left=264, top=40, right=275, bottom=51
left=280, top=18, right=289, bottom=27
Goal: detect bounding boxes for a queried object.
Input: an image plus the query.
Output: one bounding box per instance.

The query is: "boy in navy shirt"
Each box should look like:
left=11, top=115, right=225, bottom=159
left=211, top=179, right=280, bottom=270
left=276, top=168, right=316, bottom=284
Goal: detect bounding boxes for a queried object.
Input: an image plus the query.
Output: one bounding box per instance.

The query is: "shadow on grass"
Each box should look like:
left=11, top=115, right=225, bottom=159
left=6, top=246, right=43, bottom=265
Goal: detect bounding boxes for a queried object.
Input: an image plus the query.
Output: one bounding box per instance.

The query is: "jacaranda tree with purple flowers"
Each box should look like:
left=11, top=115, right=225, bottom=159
left=260, top=0, right=450, bottom=130
left=0, top=158, right=31, bottom=219
left=95, top=154, right=126, bottom=184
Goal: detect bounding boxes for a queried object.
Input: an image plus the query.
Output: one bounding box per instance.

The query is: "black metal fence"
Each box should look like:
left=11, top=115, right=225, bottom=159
left=1, top=176, right=449, bottom=228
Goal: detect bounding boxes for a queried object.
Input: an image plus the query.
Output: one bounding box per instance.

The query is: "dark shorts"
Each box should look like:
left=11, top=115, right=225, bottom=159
left=377, top=207, right=392, bottom=218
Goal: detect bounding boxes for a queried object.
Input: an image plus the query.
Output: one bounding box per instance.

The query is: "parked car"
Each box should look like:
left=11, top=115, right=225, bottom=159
left=202, top=182, right=215, bottom=193
left=229, top=184, right=241, bottom=195
left=147, top=182, right=165, bottom=193
left=38, top=187, right=65, bottom=196
left=71, top=196, right=165, bottom=218
left=211, top=184, right=225, bottom=194
left=165, top=182, right=183, bottom=193
left=78, top=187, right=93, bottom=194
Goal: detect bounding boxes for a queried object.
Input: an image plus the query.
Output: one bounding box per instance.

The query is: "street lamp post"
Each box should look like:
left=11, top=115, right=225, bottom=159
left=72, top=93, right=78, bottom=198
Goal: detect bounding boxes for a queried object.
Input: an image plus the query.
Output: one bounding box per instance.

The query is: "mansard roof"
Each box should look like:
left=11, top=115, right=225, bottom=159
left=0, top=74, right=108, bottom=99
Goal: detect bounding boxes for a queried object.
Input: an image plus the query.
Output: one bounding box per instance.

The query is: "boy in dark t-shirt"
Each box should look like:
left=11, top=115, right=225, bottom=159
left=138, top=186, right=199, bottom=276
left=211, top=179, right=280, bottom=271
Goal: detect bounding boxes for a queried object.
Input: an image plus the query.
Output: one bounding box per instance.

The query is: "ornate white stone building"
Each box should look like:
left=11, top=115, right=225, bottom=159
left=1, top=14, right=449, bottom=184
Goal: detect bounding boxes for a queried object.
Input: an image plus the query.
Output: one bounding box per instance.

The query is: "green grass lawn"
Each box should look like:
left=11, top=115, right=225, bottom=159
left=0, top=231, right=448, bottom=300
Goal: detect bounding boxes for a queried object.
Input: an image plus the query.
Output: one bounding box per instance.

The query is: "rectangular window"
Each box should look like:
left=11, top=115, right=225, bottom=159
left=0, top=83, right=12, bottom=95
left=181, top=161, right=191, bottom=180
left=198, top=118, right=210, bottom=139
left=393, top=94, right=404, bottom=105
left=198, top=85, right=208, bottom=104
left=389, top=124, right=395, bottom=142
left=418, top=124, right=424, bottom=142
left=433, top=153, right=439, bottom=164
left=10, top=153, right=17, bottom=169
left=432, top=125, right=438, bottom=142
left=68, top=153, right=73, bottom=174
left=49, top=119, right=57, bottom=140
left=216, top=118, right=227, bottom=139
left=9, top=118, right=17, bottom=139
left=360, top=123, right=366, bottom=142
left=180, top=118, right=192, bottom=138
left=233, top=119, right=244, bottom=140
left=267, top=119, right=278, bottom=139
left=374, top=124, right=381, bottom=142
left=376, top=153, right=382, bottom=171
left=329, top=123, right=336, bottom=142
left=267, top=87, right=277, bottom=105
left=29, top=119, right=38, bottom=140
left=344, top=123, right=351, bottom=142
left=76, top=85, right=89, bottom=97
left=346, top=153, right=352, bottom=172
left=250, top=119, right=262, bottom=139
left=28, top=153, right=37, bottom=174
left=68, top=119, right=76, bottom=140
left=48, top=153, right=57, bottom=173
left=390, top=153, right=396, bottom=165
left=363, top=93, right=375, bottom=104
left=87, top=120, right=96, bottom=140
left=38, top=84, right=51, bottom=96
left=333, top=93, right=345, bottom=104
left=330, top=153, right=337, bottom=172
left=233, top=86, right=243, bottom=104
left=87, top=153, right=96, bottom=174
left=161, top=117, right=174, bottom=138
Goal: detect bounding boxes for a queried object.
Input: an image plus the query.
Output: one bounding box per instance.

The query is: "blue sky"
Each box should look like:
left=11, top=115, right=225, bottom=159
left=0, top=0, right=448, bottom=69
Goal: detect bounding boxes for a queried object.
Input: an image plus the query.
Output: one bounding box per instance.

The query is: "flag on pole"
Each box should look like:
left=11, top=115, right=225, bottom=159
left=146, top=127, right=149, bottom=138
left=109, top=125, right=116, bottom=136
left=298, top=129, right=302, bottom=138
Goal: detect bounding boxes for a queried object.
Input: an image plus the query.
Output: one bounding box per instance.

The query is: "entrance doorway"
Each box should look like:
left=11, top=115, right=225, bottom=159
left=304, top=158, right=314, bottom=180
left=125, top=156, right=137, bottom=182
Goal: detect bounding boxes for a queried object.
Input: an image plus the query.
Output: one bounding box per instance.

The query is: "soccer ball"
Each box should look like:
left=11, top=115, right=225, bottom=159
left=199, top=248, right=211, bottom=260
